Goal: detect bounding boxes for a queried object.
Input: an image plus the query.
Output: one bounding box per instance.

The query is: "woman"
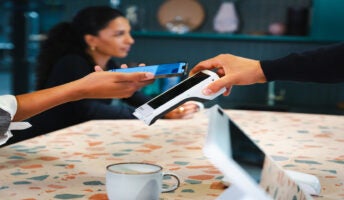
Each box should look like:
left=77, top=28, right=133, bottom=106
left=10, top=6, right=199, bottom=143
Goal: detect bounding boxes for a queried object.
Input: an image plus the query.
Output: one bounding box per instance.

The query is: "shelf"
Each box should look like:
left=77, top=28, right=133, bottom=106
left=0, top=42, right=14, bottom=50
left=132, top=31, right=339, bottom=43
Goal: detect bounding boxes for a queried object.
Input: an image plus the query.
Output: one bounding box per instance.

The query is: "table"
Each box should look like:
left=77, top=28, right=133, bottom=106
left=0, top=112, right=225, bottom=200
left=0, top=109, right=343, bottom=200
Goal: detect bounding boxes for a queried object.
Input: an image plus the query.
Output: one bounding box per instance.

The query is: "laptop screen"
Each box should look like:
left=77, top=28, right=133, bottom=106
left=228, top=119, right=265, bottom=183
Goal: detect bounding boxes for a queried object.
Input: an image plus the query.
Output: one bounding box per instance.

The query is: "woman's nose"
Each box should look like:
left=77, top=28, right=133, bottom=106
left=126, top=34, right=135, bottom=44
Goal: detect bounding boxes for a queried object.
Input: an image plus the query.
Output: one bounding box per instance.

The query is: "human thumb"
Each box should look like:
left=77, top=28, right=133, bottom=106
left=202, top=78, right=228, bottom=96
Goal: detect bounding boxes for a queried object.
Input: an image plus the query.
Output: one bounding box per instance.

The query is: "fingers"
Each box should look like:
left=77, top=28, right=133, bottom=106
left=223, top=87, right=232, bottom=96
left=94, top=65, right=103, bottom=72
left=120, top=63, right=146, bottom=69
left=189, top=61, right=213, bottom=76
left=164, top=102, right=200, bottom=119
left=203, top=77, right=232, bottom=96
left=189, top=58, right=222, bottom=76
left=120, top=64, right=129, bottom=69
left=179, top=102, right=200, bottom=112
left=81, top=71, right=154, bottom=99
left=189, top=64, right=207, bottom=76
left=114, top=72, right=155, bottom=82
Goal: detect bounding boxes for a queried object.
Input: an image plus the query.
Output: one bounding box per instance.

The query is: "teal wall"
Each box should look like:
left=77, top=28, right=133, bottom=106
left=311, top=0, right=344, bottom=40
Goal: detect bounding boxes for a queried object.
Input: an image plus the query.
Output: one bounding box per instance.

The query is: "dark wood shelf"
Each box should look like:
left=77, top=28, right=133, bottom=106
left=132, top=31, right=339, bottom=43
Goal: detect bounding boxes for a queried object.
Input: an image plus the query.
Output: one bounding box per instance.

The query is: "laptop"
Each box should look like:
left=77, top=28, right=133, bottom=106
left=203, top=105, right=318, bottom=200
left=203, top=105, right=271, bottom=200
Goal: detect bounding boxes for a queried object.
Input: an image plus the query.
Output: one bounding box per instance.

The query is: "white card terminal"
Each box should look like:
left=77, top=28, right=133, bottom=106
left=133, top=70, right=226, bottom=125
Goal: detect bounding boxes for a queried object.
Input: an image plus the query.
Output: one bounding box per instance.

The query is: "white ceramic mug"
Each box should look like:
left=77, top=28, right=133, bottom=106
left=106, top=162, right=180, bottom=200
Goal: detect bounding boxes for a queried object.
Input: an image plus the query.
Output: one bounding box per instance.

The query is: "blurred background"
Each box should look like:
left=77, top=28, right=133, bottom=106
left=0, top=0, right=343, bottom=114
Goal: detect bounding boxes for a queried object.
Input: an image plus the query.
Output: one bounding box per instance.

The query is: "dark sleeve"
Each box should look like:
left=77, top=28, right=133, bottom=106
left=72, top=99, right=136, bottom=120
left=260, top=43, right=344, bottom=83
left=75, top=91, right=151, bottom=120
left=45, top=55, right=92, bottom=87
left=121, top=91, right=151, bottom=107
left=62, top=94, right=148, bottom=121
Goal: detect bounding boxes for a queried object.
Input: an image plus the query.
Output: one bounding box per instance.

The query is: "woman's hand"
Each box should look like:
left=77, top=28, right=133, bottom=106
left=76, top=66, right=154, bottom=99
left=163, top=101, right=202, bottom=119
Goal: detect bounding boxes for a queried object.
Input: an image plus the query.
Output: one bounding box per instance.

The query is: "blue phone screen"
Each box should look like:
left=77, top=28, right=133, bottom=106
left=109, top=62, right=187, bottom=77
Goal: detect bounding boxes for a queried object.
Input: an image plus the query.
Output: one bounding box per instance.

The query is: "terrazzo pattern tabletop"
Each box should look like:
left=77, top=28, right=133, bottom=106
left=224, top=110, right=344, bottom=200
left=0, top=112, right=225, bottom=200
left=0, top=109, right=343, bottom=199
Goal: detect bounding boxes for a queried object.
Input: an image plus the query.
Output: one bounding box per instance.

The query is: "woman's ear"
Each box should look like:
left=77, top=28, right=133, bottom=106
left=84, top=34, right=97, bottom=48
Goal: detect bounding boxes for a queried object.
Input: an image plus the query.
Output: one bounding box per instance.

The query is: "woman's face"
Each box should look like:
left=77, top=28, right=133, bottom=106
left=91, top=17, right=134, bottom=58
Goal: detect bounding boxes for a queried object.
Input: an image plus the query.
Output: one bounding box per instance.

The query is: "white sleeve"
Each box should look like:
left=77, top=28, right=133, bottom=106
left=0, top=95, right=31, bottom=146
left=0, top=95, right=17, bottom=120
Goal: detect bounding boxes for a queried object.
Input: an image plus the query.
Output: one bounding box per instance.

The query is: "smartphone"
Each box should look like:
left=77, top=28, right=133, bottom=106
left=109, top=62, right=188, bottom=78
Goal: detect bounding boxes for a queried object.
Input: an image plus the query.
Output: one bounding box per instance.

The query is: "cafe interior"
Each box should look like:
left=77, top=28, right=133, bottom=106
left=0, top=0, right=343, bottom=199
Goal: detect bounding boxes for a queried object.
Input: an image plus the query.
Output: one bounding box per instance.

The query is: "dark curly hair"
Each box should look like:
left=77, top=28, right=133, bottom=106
left=36, top=6, right=124, bottom=89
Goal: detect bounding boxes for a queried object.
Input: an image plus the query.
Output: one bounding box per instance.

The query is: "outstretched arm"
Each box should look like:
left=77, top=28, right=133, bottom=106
left=190, top=54, right=266, bottom=96
left=190, top=43, right=344, bottom=96
left=13, top=68, right=154, bottom=121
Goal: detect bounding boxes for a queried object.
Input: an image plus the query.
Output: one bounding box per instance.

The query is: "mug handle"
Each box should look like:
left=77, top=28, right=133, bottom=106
left=161, top=173, right=180, bottom=193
